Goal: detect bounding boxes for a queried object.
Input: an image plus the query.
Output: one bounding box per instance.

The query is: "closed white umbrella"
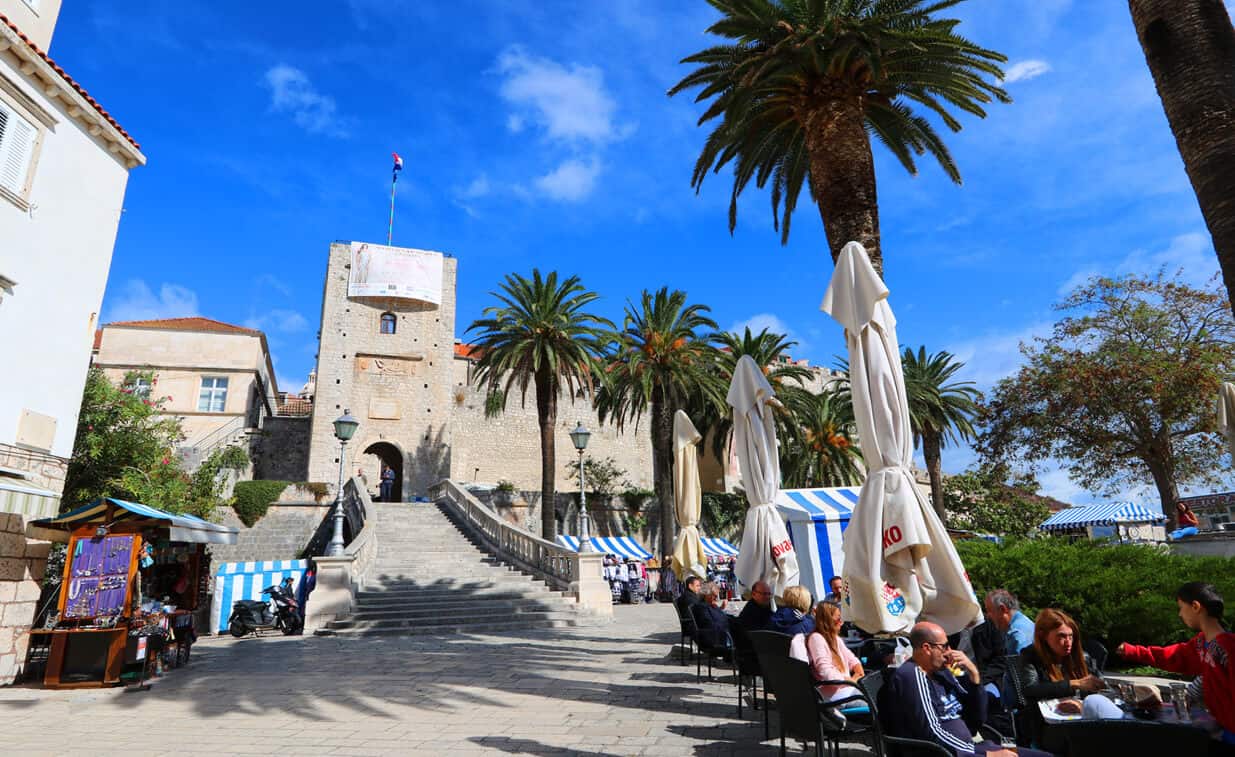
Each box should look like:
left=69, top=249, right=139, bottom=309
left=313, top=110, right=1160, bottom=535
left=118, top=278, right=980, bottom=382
left=821, top=242, right=981, bottom=635
left=729, top=354, right=800, bottom=597
left=1218, top=382, right=1235, bottom=461
left=671, top=410, right=708, bottom=580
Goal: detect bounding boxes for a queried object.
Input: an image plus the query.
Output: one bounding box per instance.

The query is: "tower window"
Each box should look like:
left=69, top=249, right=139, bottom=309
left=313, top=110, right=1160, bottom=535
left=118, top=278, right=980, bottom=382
left=380, top=312, right=396, bottom=334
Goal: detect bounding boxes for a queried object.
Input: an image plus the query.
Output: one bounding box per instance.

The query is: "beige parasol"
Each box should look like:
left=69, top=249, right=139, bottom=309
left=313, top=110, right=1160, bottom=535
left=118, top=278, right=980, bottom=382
left=671, top=410, right=707, bottom=580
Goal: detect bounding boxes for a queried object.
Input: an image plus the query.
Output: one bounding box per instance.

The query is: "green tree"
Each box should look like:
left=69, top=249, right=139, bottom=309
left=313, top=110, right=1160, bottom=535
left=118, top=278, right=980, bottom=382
left=466, top=270, right=614, bottom=539
left=596, top=288, right=724, bottom=558
left=1128, top=1, right=1235, bottom=317
left=62, top=368, right=247, bottom=518
left=669, top=0, right=1009, bottom=275
left=782, top=388, right=864, bottom=488
left=941, top=466, right=1052, bottom=538
left=980, top=272, right=1235, bottom=530
left=902, top=347, right=981, bottom=524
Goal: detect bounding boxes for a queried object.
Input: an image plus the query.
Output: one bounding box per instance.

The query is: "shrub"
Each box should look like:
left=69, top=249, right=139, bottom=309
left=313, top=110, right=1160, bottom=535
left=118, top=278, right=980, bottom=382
left=232, top=480, right=289, bottom=527
left=956, top=538, right=1235, bottom=653
left=496, top=480, right=516, bottom=494
left=620, top=487, right=655, bottom=515
left=301, top=482, right=329, bottom=503
left=701, top=491, right=747, bottom=539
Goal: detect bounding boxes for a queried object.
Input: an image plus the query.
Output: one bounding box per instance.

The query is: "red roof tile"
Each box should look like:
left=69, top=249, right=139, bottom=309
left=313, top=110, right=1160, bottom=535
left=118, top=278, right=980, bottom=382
left=0, top=12, right=140, bottom=150
left=454, top=343, right=485, bottom=359
left=105, top=317, right=263, bottom=337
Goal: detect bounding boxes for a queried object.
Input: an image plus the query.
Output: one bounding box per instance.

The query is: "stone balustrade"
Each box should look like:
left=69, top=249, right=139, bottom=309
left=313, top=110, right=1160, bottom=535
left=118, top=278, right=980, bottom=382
left=431, top=480, right=612, bottom=616
left=303, top=476, right=375, bottom=632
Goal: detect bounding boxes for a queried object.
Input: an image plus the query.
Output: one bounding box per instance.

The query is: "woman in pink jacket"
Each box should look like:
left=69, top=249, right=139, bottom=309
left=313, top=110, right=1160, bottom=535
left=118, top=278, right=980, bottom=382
left=806, top=601, right=865, bottom=703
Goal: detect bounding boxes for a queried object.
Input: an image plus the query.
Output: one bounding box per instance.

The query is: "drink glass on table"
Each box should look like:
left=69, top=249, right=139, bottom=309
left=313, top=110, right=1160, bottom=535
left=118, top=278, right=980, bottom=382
left=1170, top=683, right=1191, bottom=723
left=1117, top=681, right=1137, bottom=708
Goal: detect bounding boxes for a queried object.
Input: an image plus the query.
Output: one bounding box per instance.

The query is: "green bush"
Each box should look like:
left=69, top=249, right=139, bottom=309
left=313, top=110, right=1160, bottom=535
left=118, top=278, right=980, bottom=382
left=956, top=538, right=1235, bottom=653
left=232, top=480, right=289, bottom=527
left=701, top=491, right=747, bottom=540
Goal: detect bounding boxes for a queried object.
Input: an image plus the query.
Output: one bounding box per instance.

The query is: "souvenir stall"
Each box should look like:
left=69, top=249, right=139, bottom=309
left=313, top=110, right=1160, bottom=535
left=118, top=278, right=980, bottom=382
left=774, top=486, right=861, bottom=603
left=555, top=535, right=653, bottom=604
left=701, top=537, right=740, bottom=599
left=25, top=498, right=237, bottom=689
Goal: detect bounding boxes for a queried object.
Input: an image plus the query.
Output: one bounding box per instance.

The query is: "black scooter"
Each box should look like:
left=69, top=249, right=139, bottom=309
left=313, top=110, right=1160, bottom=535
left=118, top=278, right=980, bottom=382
left=227, top=578, right=303, bottom=637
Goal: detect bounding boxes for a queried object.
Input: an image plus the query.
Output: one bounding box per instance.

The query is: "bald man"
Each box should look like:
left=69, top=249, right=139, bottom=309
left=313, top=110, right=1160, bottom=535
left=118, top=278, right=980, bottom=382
left=735, top=581, right=774, bottom=632
left=884, top=622, right=1050, bottom=757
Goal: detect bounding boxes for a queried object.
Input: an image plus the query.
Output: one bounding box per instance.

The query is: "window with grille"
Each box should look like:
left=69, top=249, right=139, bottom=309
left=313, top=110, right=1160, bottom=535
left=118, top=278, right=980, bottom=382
left=380, top=312, right=396, bottom=334
left=0, top=99, right=36, bottom=198
left=197, top=377, right=229, bottom=412
left=126, top=377, right=152, bottom=398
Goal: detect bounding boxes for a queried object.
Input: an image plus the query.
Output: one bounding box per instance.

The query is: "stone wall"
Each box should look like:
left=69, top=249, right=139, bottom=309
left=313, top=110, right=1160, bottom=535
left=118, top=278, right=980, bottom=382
left=306, top=242, right=459, bottom=500
left=251, top=416, right=311, bottom=482
left=0, top=443, right=67, bottom=497
left=0, top=512, right=50, bottom=684
left=210, top=502, right=332, bottom=564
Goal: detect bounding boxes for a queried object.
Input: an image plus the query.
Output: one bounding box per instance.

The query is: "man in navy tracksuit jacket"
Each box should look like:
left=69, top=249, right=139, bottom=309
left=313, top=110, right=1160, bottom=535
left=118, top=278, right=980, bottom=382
left=884, top=622, right=1051, bottom=757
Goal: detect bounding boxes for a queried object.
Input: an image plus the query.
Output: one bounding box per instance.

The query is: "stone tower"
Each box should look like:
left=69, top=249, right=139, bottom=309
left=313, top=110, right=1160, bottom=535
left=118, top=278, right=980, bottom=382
left=306, top=241, right=458, bottom=500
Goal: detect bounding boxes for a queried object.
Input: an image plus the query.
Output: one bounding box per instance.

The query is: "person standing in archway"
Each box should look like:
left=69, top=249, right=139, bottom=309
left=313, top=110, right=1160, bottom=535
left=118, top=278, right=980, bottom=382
left=380, top=464, right=395, bottom=502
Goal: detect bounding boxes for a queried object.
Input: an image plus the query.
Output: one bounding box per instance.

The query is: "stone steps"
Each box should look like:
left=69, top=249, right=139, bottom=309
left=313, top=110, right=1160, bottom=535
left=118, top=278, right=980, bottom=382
left=316, top=500, right=598, bottom=638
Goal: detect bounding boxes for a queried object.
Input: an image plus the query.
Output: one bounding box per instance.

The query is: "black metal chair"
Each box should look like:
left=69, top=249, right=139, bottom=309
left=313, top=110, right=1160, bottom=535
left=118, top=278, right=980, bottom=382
left=1083, top=638, right=1108, bottom=674
left=686, top=605, right=734, bottom=683
left=673, top=601, right=695, bottom=665
left=730, top=622, right=763, bottom=719
left=749, top=630, right=792, bottom=740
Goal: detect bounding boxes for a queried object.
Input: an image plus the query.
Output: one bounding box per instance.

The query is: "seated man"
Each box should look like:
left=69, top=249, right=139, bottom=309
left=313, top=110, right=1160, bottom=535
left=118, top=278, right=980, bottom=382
left=690, top=581, right=731, bottom=649
left=884, top=622, right=1051, bottom=757
left=984, top=589, right=1035, bottom=655
left=675, top=575, right=703, bottom=619
left=734, top=580, right=774, bottom=632
left=824, top=575, right=844, bottom=605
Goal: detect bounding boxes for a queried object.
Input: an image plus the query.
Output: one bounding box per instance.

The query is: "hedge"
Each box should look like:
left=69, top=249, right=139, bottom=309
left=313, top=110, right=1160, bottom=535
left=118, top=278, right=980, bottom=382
left=956, top=538, right=1235, bottom=653
left=231, top=480, right=290, bottom=527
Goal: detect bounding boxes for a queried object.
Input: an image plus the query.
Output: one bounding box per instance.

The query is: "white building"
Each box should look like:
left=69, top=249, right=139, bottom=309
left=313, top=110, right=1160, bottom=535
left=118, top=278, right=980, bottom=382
left=0, top=1, right=145, bottom=684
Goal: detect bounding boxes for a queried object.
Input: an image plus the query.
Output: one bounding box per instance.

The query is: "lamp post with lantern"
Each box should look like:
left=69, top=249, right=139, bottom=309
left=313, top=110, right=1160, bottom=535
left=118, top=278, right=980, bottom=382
left=569, top=421, right=597, bottom=553
left=326, top=409, right=360, bottom=556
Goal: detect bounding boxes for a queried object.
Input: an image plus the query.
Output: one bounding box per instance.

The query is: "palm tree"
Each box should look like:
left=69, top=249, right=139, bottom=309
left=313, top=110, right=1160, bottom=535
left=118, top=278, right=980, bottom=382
left=1128, top=1, right=1235, bottom=316
left=466, top=270, right=614, bottom=539
left=701, top=327, right=816, bottom=460
left=783, top=388, right=864, bottom=488
left=901, top=346, right=980, bottom=524
left=596, top=288, right=724, bottom=558
left=669, top=0, right=1008, bottom=275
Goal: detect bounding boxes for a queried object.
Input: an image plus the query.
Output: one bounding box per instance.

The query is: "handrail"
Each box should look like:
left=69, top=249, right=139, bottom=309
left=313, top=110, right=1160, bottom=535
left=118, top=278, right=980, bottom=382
left=184, top=414, right=247, bottom=456
left=431, top=479, right=576, bottom=592
left=343, top=477, right=377, bottom=591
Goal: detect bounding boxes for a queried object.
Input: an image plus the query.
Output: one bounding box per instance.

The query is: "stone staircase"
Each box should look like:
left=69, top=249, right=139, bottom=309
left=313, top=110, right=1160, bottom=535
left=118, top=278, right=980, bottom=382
left=317, top=501, right=600, bottom=636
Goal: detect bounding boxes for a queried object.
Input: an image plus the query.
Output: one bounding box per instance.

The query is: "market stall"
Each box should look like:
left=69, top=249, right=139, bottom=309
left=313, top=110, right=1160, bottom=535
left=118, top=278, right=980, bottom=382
left=774, top=486, right=860, bottom=603
left=555, top=535, right=653, bottom=604
left=25, top=498, right=237, bottom=689
left=701, top=537, right=740, bottom=599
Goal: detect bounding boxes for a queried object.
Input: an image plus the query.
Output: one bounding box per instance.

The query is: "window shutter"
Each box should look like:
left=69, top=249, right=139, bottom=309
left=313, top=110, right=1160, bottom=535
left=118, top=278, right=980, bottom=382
left=0, top=101, right=36, bottom=195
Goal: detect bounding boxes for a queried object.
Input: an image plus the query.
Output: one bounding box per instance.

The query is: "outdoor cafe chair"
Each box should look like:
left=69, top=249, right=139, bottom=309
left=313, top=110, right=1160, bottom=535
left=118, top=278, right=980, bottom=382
left=750, top=630, right=793, bottom=740
left=857, top=668, right=1014, bottom=757
left=673, top=601, right=695, bottom=665
left=685, top=606, right=734, bottom=684
left=757, top=651, right=872, bottom=757
left=730, top=622, right=763, bottom=719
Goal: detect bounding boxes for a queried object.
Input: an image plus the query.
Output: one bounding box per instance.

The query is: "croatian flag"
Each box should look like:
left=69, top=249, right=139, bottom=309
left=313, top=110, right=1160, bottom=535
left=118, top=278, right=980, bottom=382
left=392, top=152, right=404, bottom=173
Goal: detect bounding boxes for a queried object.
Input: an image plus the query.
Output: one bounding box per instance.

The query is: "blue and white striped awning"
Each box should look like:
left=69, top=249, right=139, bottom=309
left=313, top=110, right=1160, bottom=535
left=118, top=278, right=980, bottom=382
left=775, top=487, right=860, bottom=521
left=211, top=560, right=308, bottom=633
left=555, top=535, right=653, bottom=560
left=28, top=497, right=238, bottom=544
left=1039, top=502, right=1166, bottom=531
left=701, top=537, right=740, bottom=557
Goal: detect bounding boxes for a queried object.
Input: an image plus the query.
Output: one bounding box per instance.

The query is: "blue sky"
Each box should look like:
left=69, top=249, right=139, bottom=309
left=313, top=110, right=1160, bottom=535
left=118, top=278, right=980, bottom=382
left=52, top=1, right=1233, bottom=505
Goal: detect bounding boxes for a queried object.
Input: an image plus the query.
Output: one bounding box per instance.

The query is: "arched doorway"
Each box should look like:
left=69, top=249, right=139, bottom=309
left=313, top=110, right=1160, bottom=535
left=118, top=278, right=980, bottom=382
left=363, top=442, right=403, bottom=502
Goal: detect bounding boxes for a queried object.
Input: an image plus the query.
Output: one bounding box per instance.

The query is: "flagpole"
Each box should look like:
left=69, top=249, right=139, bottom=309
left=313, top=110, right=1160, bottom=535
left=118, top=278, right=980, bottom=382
left=387, top=168, right=397, bottom=246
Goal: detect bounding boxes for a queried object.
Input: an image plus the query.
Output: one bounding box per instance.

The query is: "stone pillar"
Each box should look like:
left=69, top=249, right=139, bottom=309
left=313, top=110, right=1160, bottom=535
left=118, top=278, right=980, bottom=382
left=305, top=555, right=354, bottom=632
left=0, top=513, right=50, bottom=684
left=570, top=552, right=613, bottom=618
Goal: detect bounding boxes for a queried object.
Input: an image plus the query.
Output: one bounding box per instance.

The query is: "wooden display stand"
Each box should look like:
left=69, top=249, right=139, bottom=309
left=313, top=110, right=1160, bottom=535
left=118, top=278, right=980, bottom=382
left=42, top=524, right=141, bottom=689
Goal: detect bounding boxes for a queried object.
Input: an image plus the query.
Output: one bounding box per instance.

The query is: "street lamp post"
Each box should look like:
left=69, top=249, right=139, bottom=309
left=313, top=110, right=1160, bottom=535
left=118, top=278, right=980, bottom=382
left=326, top=409, right=360, bottom=557
left=569, top=421, right=596, bottom=553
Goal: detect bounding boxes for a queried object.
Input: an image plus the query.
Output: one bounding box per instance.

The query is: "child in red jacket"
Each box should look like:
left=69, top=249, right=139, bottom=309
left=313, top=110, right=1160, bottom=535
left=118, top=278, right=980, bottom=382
left=1117, top=582, right=1235, bottom=746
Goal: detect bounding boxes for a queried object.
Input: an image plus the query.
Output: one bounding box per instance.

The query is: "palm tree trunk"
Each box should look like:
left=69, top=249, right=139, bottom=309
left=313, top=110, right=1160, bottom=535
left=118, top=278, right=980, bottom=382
left=921, top=431, right=947, bottom=526
left=1128, top=0, right=1235, bottom=315
left=801, top=91, right=883, bottom=276
left=535, top=370, right=558, bottom=539
left=651, top=391, right=677, bottom=560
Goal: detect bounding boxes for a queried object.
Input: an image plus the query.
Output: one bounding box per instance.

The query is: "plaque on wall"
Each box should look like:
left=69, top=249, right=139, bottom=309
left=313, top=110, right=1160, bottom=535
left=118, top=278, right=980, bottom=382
left=368, top=398, right=401, bottom=420
left=355, top=355, right=420, bottom=377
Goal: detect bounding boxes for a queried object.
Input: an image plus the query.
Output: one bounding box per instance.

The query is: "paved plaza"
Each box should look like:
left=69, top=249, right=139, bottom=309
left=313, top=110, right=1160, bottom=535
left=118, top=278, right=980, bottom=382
left=0, top=603, right=872, bottom=756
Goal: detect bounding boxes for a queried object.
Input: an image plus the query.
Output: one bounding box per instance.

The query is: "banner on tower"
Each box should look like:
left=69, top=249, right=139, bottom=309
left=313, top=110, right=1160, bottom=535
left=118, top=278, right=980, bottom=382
left=348, top=242, right=444, bottom=304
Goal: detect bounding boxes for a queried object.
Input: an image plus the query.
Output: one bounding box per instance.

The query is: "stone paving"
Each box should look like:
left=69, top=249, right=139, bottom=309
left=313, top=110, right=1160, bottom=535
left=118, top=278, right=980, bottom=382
left=0, top=603, right=874, bottom=756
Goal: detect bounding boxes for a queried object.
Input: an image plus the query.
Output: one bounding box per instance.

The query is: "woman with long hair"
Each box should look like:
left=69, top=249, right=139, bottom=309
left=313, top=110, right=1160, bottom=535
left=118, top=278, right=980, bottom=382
left=1118, top=582, right=1235, bottom=746
left=1018, top=607, right=1121, bottom=747
left=805, top=601, right=865, bottom=703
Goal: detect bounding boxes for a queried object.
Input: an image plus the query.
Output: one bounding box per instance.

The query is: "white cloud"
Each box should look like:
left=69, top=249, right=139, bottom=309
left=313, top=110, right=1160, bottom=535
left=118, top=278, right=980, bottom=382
left=457, top=175, right=491, bottom=200
left=256, top=273, right=292, bottom=297
left=947, top=321, right=1053, bottom=389
left=106, top=281, right=199, bottom=323
left=728, top=313, right=810, bottom=355
left=1058, top=231, right=1220, bottom=296
left=496, top=47, right=622, bottom=144
left=1003, top=59, right=1052, bottom=84
left=244, top=309, right=309, bottom=335
left=263, top=64, right=347, bottom=137
left=534, top=159, right=602, bottom=202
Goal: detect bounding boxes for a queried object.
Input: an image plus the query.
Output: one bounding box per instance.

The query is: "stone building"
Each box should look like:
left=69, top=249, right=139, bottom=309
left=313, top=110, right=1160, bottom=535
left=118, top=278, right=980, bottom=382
left=93, top=317, right=281, bottom=469
left=0, top=0, right=145, bottom=683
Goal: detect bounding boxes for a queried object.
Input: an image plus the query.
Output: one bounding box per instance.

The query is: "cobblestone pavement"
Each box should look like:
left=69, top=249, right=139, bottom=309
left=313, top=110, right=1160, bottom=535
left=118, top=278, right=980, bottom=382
left=1, top=603, right=876, bottom=756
